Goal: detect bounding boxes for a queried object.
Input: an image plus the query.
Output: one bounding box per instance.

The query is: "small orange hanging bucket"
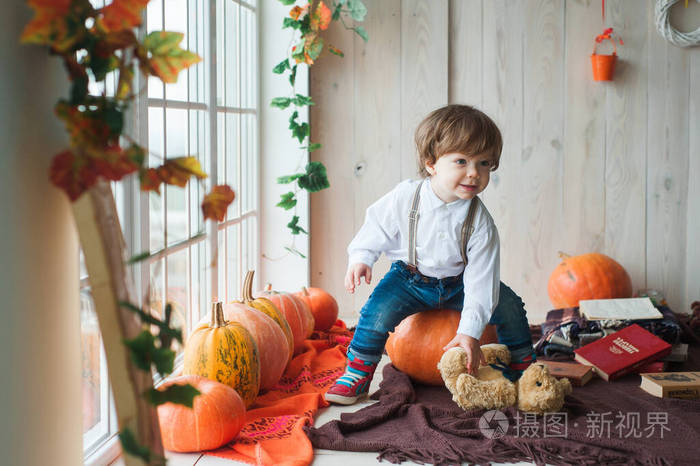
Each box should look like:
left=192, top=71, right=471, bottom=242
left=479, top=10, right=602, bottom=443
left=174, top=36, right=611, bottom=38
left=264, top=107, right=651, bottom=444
left=590, top=27, right=622, bottom=81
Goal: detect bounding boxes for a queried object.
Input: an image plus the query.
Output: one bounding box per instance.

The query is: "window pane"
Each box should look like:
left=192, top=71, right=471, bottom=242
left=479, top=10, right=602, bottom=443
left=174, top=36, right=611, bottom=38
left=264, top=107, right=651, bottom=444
left=217, top=112, right=226, bottom=185
left=241, top=113, right=256, bottom=212
left=190, top=110, right=208, bottom=235
left=227, top=224, right=240, bottom=301
left=217, top=230, right=225, bottom=302
left=167, top=248, right=189, bottom=351
left=225, top=0, right=240, bottom=108
left=165, top=0, right=188, bottom=101
left=147, top=0, right=164, bottom=99
left=216, top=0, right=225, bottom=107
left=150, top=259, right=165, bottom=325
left=241, top=216, right=257, bottom=279
left=241, top=6, right=256, bottom=109
left=226, top=112, right=240, bottom=217
left=80, top=289, right=110, bottom=452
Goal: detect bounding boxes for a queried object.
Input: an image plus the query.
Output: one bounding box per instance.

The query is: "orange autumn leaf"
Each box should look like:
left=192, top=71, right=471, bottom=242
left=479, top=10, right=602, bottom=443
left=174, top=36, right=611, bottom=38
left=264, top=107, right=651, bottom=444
left=309, top=1, right=331, bottom=31
left=156, top=157, right=207, bottom=187
left=201, top=185, right=235, bottom=222
left=49, top=150, right=98, bottom=201
left=91, top=145, right=141, bottom=181
left=139, top=168, right=162, bottom=193
left=142, top=31, right=202, bottom=83
left=100, top=0, right=149, bottom=32
left=290, top=5, right=305, bottom=21
left=21, top=0, right=80, bottom=52
left=140, top=157, right=208, bottom=193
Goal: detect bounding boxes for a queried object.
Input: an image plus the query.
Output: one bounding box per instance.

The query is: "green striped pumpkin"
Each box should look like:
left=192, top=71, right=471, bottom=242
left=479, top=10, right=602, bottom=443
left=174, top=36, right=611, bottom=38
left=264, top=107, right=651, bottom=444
left=183, top=302, right=260, bottom=407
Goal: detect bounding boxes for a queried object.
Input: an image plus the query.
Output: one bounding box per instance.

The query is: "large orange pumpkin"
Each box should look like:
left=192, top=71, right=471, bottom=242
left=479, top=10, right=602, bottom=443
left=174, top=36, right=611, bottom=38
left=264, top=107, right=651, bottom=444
left=183, top=302, right=260, bottom=407
left=257, top=284, right=314, bottom=355
left=547, top=252, right=633, bottom=308
left=236, top=270, right=294, bottom=365
left=157, top=375, right=246, bottom=452
left=295, top=286, right=339, bottom=332
left=222, top=302, right=290, bottom=390
left=385, top=309, right=498, bottom=385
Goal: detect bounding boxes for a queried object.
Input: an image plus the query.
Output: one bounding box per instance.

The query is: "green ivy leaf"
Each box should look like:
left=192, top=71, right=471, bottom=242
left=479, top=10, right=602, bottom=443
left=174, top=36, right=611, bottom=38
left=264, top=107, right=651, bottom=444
left=293, top=94, right=315, bottom=107
left=284, top=245, right=307, bottom=259
left=123, top=330, right=156, bottom=371
left=152, top=346, right=176, bottom=375
left=298, top=161, right=330, bottom=192
left=292, top=121, right=309, bottom=143
left=289, top=65, right=298, bottom=86
left=347, top=0, right=368, bottom=21
left=270, top=97, right=292, bottom=109
left=287, top=215, right=307, bottom=235
left=144, top=384, right=200, bottom=407
left=332, top=5, right=342, bottom=21
left=273, top=59, right=290, bottom=74
left=69, top=75, right=89, bottom=104
left=276, top=191, right=297, bottom=210
left=101, top=105, right=124, bottom=138
left=301, top=143, right=322, bottom=152
left=355, top=26, right=369, bottom=42
left=278, top=0, right=296, bottom=5
left=283, top=17, right=302, bottom=30
left=306, top=35, right=324, bottom=61
left=277, top=173, right=302, bottom=184
left=119, top=428, right=165, bottom=465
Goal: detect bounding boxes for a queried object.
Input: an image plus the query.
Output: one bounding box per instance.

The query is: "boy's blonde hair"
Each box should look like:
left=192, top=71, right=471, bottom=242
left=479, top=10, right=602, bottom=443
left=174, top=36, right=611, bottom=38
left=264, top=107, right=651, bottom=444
left=414, top=104, right=503, bottom=177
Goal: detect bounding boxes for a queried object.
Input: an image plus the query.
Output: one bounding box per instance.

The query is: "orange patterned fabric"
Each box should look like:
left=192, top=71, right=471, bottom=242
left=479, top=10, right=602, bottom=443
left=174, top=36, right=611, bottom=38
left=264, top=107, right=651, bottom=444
left=205, top=321, right=352, bottom=466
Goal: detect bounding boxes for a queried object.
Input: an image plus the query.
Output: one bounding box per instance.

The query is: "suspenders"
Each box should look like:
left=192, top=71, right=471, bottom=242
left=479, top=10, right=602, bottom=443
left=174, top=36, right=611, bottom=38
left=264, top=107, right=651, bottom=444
left=406, top=180, right=481, bottom=271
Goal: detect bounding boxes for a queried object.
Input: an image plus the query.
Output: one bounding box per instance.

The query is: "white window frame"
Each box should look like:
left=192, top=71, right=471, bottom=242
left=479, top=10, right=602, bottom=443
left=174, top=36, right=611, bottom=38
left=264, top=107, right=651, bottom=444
left=81, top=0, right=261, bottom=462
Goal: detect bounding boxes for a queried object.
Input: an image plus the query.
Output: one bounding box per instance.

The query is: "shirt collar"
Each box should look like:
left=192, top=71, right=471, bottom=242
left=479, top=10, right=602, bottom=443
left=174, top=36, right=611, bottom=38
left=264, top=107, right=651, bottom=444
left=421, top=177, right=469, bottom=213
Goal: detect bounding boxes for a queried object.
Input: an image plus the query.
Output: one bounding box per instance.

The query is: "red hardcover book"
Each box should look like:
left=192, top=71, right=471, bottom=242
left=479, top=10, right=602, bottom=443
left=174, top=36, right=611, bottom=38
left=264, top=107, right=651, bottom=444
left=573, top=324, right=672, bottom=381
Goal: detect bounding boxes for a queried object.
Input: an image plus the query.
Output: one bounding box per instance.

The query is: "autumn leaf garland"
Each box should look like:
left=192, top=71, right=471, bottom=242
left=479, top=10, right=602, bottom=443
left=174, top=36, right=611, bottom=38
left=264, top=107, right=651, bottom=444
left=22, top=0, right=234, bottom=221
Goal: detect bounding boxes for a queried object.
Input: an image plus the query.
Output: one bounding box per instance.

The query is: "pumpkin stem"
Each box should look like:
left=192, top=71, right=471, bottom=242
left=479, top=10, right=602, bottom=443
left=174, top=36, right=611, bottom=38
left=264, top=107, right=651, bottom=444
left=211, top=302, right=226, bottom=328
left=301, top=286, right=310, bottom=296
left=558, top=251, right=572, bottom=260
left=265, top=283, right=274, bottom=293
left=242, top=270, right=255, bottom=302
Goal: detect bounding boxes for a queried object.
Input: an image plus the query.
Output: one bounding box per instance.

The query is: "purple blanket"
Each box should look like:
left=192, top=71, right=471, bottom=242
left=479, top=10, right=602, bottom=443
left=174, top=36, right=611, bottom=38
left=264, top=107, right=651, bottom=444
left=306, top=345, right=700, bottom=465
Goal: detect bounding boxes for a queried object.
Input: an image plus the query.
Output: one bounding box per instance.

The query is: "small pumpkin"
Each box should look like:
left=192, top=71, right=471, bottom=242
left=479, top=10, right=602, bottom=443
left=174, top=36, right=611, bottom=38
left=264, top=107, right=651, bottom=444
left=295, top=286, right=339, bottom=332
left=183, top=302, right=260, bottom=407
left=385, top=309, right=498, bottom=385
left=235, top=270, right=294, bottom=364
left=257, top=284, right=315, bottom=355
left=547, top=252, right=633, bottom=308
left=157, top=375, right=246, bottom=452
left=222, top=302, right=290, bottom=390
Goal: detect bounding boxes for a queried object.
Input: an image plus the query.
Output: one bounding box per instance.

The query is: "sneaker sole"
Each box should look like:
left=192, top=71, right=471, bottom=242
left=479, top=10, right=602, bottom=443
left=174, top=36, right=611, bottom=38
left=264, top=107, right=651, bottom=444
left=324, top=391, right=368, bottom=405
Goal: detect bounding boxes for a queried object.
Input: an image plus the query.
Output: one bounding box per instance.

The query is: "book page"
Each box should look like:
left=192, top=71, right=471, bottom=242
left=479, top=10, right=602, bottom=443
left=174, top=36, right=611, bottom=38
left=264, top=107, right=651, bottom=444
left=579, top=297, right=663, bottom=320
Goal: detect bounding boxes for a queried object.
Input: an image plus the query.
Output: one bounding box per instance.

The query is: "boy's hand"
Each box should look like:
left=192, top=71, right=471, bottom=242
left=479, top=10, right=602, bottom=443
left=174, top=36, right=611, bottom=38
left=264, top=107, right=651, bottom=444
left=443, top=333, right=487, bottom=376
left=345, top=263, right=372, bottom=293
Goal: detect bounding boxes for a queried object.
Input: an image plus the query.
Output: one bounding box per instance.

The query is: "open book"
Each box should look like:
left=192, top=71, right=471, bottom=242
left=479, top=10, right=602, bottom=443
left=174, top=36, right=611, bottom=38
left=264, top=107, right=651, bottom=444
left=579, top=297, right=662, bottom=321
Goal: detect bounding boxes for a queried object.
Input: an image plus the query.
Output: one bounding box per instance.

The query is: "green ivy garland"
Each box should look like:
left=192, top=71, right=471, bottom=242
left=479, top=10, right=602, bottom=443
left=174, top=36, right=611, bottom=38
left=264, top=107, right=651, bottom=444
left=272, top=0, right=368, bottom=257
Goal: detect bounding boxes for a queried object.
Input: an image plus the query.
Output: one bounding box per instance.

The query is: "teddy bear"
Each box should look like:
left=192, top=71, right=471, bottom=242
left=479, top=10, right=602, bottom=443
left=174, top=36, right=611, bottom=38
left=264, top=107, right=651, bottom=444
left=437, top=343, right=572, bottom=415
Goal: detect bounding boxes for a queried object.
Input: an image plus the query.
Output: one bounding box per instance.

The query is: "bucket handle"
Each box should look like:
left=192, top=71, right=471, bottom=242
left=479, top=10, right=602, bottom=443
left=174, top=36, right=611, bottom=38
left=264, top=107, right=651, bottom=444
left=592, top=37, right=617, bottom=56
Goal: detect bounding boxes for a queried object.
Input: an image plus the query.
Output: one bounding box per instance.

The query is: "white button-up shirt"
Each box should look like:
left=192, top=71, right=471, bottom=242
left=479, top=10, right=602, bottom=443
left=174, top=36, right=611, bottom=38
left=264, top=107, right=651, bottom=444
left=347, top=178, right=500, bottom=339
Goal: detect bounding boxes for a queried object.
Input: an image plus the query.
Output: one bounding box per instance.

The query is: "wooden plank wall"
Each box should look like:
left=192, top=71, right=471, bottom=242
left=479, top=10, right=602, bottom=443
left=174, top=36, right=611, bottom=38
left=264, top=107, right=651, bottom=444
left=310, top=0, right=700, bottom=325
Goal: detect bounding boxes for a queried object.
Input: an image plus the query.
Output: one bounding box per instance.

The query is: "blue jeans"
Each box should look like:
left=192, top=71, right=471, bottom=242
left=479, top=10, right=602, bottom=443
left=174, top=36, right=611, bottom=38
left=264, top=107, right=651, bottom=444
left=349, top=261, right=533, bottom=362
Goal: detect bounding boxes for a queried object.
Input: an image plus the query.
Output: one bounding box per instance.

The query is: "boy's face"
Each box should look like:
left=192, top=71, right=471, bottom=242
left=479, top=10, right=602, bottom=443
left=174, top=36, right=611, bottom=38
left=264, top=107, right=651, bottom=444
left=425, top=152, right=493, bottom=203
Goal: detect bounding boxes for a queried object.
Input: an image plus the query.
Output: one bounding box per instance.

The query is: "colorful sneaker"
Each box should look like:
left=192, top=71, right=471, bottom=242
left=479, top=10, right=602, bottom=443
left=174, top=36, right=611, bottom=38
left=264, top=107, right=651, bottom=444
left=325, top=352, right=378, bottom=405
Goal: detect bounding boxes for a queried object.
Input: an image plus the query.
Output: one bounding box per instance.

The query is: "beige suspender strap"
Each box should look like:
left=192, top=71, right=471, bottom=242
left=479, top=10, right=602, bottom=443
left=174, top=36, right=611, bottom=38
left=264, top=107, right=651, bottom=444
left=460, top=196, right=480, bottom=266
left=406, top=180, right=423, bottom=269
